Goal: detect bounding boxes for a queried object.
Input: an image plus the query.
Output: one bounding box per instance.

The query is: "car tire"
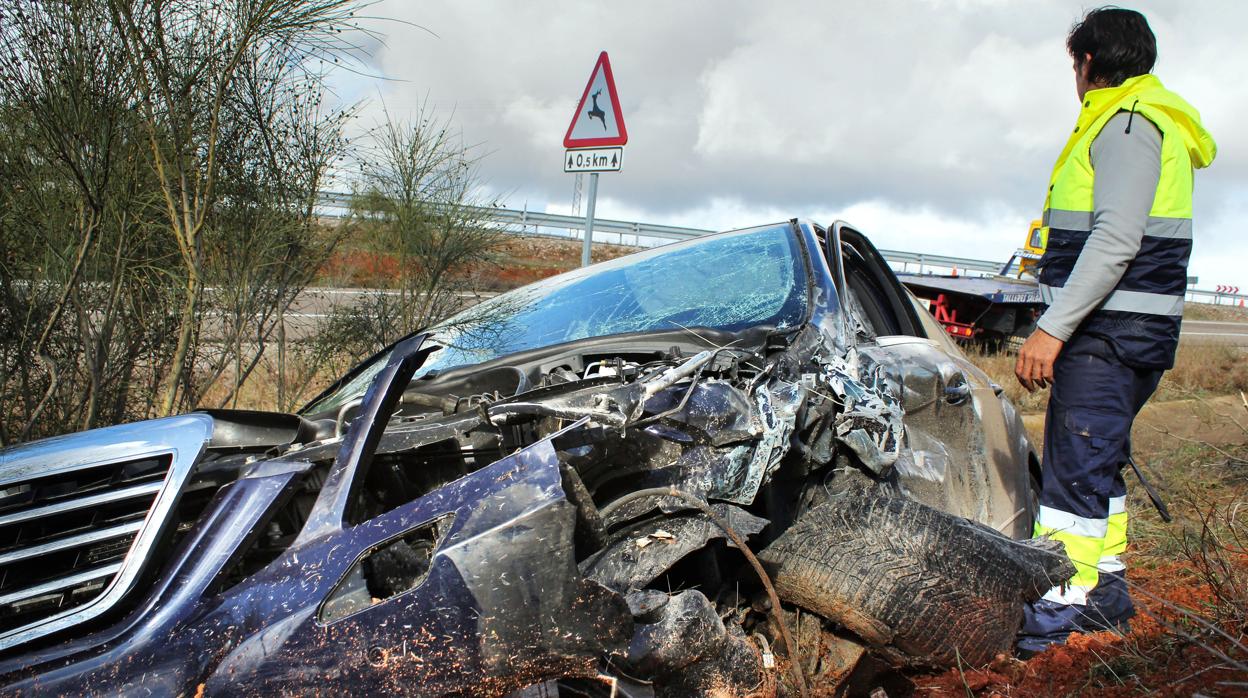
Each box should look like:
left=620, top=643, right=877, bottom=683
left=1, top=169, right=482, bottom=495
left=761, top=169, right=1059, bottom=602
left=760, top=490, right=1065, bottom=667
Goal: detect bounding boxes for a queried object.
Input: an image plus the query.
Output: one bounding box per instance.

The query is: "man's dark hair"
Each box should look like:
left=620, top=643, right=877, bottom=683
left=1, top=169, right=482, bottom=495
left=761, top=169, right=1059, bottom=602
left=1067, top=7, right=1157, bottom=87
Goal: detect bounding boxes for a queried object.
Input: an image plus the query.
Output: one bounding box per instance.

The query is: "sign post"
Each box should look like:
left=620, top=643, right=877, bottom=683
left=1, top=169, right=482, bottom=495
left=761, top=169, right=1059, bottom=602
left=564, top=51, right=628, bottom=267
left=581, top=173, right=599, bottom=268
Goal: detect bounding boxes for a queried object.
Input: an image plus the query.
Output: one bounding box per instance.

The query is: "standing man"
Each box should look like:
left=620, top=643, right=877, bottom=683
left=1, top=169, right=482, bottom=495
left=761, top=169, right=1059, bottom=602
left=1015, top=7, right=1216, bottom=654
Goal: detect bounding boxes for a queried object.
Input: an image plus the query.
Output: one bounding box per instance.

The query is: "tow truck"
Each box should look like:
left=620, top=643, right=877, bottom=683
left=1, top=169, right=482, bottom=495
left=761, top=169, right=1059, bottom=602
left=896, top=220, right=1047, bottom=351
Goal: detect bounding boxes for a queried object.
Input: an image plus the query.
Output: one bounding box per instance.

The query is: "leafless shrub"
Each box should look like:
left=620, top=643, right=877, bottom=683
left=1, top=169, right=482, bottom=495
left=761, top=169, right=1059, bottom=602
left=0, top=0, right=372, bottom=441
left=329, top=102, right=505, bottom=357
left=1180, top=502, right=1248, bottom=634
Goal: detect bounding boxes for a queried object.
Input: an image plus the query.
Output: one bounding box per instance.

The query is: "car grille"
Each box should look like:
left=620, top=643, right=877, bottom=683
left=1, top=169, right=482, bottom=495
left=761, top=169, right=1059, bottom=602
left=0, top=414, right=211, bottom=653
left=0, top=455, right=169, bottom=637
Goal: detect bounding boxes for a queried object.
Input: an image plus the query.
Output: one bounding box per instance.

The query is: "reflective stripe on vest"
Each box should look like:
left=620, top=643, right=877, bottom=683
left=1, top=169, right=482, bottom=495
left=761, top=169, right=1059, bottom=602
left=1037, top=505, right=1108, bottom=539
left=1040, top=284, right=1185, bottom=316
left=1042, top=208, right=1193, bottom=240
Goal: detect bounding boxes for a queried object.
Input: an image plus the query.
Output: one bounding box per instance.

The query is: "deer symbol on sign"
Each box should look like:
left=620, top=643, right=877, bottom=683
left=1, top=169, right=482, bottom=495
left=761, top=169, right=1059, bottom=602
left=587, top=89, right=607, bottom=130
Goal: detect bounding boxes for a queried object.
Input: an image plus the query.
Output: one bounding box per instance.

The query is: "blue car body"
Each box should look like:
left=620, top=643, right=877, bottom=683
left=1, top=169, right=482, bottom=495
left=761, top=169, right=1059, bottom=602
left=0, top=221, right=1043, bottom=695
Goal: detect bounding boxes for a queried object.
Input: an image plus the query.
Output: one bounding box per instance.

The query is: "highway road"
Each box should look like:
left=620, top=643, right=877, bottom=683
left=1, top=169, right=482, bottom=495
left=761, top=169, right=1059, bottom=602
left=1181, top=320, right=1248, bottom=347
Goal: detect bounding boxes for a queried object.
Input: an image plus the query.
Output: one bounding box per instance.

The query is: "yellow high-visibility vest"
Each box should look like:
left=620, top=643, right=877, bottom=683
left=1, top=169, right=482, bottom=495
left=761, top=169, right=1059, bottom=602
left=1038, top=74, right=1216, bottom=367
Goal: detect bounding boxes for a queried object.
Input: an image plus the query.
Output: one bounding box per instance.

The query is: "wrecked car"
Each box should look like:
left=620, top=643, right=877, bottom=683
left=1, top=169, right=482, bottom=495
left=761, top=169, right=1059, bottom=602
left=0, top=220, right=1073, bottom=696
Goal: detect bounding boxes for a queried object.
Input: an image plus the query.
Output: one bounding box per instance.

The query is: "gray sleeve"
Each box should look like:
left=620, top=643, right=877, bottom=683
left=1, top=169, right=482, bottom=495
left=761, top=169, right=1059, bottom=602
left=1036, top=110, right=1162, bottom=341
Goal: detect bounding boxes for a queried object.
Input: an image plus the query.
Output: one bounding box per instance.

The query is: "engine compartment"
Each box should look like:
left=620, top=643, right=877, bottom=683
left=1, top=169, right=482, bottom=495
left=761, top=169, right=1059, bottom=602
left=173, top=325, right=913, bottom=693
left=225, top=325, right=893, bottom=565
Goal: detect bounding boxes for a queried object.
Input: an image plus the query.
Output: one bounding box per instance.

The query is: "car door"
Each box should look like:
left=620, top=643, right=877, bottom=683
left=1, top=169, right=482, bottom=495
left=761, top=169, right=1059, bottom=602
left=823, top=222, right=1031, bottom=534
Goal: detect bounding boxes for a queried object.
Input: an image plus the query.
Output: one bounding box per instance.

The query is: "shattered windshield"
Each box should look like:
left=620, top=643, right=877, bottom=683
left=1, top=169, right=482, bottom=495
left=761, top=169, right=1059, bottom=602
left=306, top=224, right=808, bottom=414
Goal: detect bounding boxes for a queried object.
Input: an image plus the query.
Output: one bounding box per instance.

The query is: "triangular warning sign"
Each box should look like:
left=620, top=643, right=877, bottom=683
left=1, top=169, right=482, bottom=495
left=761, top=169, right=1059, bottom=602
left=564, top=52, right=628, bottom=148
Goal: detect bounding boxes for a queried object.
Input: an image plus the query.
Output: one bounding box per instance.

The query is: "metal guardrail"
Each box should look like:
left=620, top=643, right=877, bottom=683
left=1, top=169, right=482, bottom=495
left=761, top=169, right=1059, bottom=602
left=315, top=191, right=1243, bottom=306
left=1186, top=288, right=1248, bottom=306
left=878, top=251, right=1003, bottom=275
left=316, top=190, right=712, bottom=242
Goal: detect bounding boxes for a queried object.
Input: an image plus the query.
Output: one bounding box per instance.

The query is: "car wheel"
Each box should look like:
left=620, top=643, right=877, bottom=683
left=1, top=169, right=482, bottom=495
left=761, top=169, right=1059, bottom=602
left=760, top=488, right=1070, bottom=667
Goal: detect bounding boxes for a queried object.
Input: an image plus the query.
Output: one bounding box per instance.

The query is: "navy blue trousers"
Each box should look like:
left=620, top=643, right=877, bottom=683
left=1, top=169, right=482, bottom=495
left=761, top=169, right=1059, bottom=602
left=1018, top=335, right=1163, bottom=652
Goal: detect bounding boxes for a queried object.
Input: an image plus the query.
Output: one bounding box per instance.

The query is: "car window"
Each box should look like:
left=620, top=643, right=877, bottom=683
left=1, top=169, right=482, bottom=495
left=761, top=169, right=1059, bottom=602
left=305, top=225, right=808, bottom=414
left=823, top=223, right=924, bottom=340
left=843, top=248, right=903, bottom=338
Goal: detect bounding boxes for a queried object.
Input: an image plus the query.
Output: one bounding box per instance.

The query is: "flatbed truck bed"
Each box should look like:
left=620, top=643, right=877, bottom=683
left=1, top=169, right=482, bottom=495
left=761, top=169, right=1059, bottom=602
left=897, top=272, right=1045, bottom=348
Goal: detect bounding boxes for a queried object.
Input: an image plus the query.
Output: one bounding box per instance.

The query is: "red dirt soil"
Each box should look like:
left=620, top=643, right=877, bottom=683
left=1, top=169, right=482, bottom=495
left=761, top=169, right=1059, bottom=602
left=913, top=559, right=1248, bottom=697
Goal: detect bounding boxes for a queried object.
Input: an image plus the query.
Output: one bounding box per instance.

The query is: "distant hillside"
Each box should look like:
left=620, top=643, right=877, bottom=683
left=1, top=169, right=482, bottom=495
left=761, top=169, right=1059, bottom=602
left=1185, top=302, right=1248, bottom=321
left=317, top=234, right=643, bottom=291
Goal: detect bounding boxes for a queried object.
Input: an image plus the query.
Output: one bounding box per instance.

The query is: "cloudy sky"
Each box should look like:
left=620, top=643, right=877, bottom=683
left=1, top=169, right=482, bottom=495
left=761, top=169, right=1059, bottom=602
left=335, top=1, right=1244, bottom=289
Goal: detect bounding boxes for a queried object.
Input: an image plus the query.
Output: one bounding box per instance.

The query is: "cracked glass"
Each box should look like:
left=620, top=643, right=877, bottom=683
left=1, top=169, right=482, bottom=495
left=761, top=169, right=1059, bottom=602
left=307, top=224, right=807, bottom=414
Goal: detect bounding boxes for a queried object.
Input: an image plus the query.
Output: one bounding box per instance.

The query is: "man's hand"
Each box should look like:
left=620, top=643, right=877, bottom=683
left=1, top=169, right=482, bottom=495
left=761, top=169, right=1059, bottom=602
left=1015, top=329, right=1065, bottom=392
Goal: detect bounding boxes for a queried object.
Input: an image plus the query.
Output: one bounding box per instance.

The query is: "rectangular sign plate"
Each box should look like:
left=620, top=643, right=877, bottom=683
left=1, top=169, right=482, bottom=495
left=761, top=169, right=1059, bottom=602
left=564, top=147, right=622, bottom=173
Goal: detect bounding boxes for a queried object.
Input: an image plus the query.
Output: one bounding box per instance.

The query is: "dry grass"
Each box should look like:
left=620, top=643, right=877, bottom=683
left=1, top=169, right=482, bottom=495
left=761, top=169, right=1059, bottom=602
left=967, top=341, right=1248, bottom=416
left=196, top=347, right=353, bottom=414
left=1185, top=303, right=1248, bottom=322
left=1115, top=420, right=1248, bottom=695
left=1159, top=343, right=1248, bottom=400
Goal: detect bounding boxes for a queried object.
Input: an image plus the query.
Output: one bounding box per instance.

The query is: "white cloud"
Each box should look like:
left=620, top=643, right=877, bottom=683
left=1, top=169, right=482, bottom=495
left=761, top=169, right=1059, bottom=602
left=343, top=0, right=1247, bottom=289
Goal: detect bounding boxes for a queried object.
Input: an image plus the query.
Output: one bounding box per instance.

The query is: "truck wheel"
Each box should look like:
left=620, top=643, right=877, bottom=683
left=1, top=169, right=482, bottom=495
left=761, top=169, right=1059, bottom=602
left=1005, top=320, right=1037, bottom=353
left=760, top=491, right=1070, bottom=667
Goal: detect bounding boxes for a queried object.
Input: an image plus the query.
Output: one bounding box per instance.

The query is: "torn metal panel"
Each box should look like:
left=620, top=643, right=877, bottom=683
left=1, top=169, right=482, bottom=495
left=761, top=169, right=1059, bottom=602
left=735, top=380, right=804, bottom=502
left=639, top=379, right=756, bottom=446
left=438, top=491, right=631, bottom=674
left=581, top=504, right=769, bottom=592
left=620, top=379, right=799, bottom=504
left=816, top=346, right=906, bottom=474
left=300, top=334, right=435, bottom=541
left=203, top=423, right=633, bottom=695
left=591, top=442, right=755, bottom=518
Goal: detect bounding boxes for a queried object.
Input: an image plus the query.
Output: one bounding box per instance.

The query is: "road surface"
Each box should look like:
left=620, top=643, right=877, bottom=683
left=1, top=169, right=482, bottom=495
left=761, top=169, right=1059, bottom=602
left=1181, top=320, right=1248, bottom=347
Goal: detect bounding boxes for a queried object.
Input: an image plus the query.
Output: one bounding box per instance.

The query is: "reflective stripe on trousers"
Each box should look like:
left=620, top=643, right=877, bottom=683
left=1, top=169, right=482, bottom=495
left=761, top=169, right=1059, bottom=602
left=1100, top=497, right=1128, bottom=573
left=1035, top=506, right=1105, bottom=598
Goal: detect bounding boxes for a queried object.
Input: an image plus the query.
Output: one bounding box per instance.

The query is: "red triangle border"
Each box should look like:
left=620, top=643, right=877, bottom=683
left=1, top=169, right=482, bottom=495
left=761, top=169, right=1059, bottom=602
left=564, top=51, right=628, bottom=148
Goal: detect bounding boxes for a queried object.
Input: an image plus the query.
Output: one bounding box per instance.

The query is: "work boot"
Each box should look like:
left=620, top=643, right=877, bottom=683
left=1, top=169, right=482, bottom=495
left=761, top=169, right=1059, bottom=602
left=1082, top=570, right=1135, bottom=633
left=1017, top=597, right=1086, bottom=656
